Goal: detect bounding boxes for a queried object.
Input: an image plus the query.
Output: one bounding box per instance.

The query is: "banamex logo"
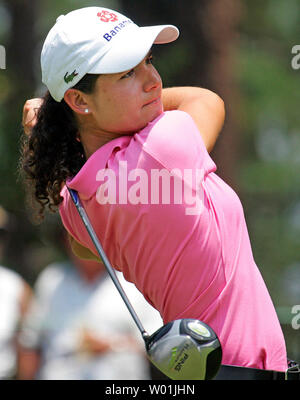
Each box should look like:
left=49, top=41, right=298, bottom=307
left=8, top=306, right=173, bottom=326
left=97, top=10, right=118, bottom=23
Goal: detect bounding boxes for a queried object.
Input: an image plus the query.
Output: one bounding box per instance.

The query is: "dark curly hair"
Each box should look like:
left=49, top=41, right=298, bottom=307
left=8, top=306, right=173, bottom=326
left=20, top=74, right=99, bottom=220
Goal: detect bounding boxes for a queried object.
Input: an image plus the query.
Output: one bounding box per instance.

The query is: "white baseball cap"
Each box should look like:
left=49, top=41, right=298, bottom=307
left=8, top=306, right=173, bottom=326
left=41, top=7, right=179, bottom=102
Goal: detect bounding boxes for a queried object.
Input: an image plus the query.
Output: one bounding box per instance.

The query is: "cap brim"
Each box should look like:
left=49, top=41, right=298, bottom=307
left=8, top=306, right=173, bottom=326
left=89, top=24, right=179, bottom=75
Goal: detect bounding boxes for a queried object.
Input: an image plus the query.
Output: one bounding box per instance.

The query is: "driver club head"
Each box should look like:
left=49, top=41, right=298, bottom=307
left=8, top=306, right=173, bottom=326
left=145, top=319, right=222, bottom=380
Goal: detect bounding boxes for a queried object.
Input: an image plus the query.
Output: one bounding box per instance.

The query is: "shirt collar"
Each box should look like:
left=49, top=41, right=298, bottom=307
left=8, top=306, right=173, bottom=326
left=67, top=135, right=131, bottom=199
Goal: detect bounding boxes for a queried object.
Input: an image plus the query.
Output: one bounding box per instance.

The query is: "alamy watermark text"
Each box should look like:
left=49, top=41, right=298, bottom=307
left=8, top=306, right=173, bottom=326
left=0, top=45, right=6, bottom=69
left=291, top=45, right=300, bottom=70
left=95, top=162, right=204, bottom=216
left=291, top=305, right=300, bottom=329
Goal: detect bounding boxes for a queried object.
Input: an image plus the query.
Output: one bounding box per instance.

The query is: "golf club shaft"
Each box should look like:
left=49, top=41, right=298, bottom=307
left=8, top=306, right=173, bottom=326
left=67, top=187, right=149, bottom=340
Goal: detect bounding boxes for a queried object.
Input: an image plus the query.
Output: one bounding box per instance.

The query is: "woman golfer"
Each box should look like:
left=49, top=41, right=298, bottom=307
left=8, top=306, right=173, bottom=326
left=21, top=6, right=288, bottom=377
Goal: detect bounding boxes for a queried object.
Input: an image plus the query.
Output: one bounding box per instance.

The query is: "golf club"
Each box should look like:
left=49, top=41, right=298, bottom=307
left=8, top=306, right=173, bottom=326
left=67, top=187, right=222, bottom=380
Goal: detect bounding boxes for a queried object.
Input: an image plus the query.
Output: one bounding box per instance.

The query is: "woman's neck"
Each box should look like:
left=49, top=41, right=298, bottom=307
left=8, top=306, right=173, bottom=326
left=79, top=124, right=121, bottom=159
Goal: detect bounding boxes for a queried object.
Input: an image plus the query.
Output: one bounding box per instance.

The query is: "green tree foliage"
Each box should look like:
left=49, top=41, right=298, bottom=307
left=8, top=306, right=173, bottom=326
left=236, top=0, right=300, bottom=301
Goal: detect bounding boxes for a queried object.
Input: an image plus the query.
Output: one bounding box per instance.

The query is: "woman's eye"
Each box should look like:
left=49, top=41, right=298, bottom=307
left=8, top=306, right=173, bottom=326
left=120, top=54, right=153, bottom=79
left=120, top=69, right=134, bottom=79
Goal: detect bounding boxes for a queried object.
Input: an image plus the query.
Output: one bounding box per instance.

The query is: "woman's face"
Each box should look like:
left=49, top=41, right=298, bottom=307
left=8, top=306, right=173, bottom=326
left=85, top=51, right=163, bottom=135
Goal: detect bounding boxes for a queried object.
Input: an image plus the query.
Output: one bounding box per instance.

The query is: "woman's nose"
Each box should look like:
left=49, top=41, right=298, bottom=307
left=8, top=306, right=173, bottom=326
left=143, top=66, right=162, bottom=93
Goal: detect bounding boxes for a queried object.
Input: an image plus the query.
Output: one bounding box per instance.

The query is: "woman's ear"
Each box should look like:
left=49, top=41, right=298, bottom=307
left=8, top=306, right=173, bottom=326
left=64, top=89, right=90, bottom=115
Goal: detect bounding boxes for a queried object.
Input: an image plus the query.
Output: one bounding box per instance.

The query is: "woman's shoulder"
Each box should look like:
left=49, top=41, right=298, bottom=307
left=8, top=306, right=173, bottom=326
left=138, top=110, right=203, bottom=162
left=147, top=110, right=194, bottom=130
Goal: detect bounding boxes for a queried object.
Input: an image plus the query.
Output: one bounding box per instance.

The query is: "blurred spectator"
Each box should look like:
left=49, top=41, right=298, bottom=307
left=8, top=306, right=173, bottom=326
left=17, top=238, right=163, bottom=380
left=0, top=206, right=32, bottom=380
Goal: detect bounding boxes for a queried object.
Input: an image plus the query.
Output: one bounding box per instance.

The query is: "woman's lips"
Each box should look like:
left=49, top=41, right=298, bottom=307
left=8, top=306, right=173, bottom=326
left=143, top=97, right=160, bottom=107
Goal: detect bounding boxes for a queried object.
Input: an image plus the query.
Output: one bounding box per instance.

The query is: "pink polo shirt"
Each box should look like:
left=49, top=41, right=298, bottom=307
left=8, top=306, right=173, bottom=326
left=60, top=110, right=287, bottom=371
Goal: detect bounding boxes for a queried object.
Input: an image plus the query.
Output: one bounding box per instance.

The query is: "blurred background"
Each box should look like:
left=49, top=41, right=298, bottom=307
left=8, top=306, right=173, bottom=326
left=0, top=0, right=299, bottom=374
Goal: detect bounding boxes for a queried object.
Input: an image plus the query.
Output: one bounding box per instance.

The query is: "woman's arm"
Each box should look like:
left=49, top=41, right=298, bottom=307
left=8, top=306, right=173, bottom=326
left=162, top=87, right=225, bottom=153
